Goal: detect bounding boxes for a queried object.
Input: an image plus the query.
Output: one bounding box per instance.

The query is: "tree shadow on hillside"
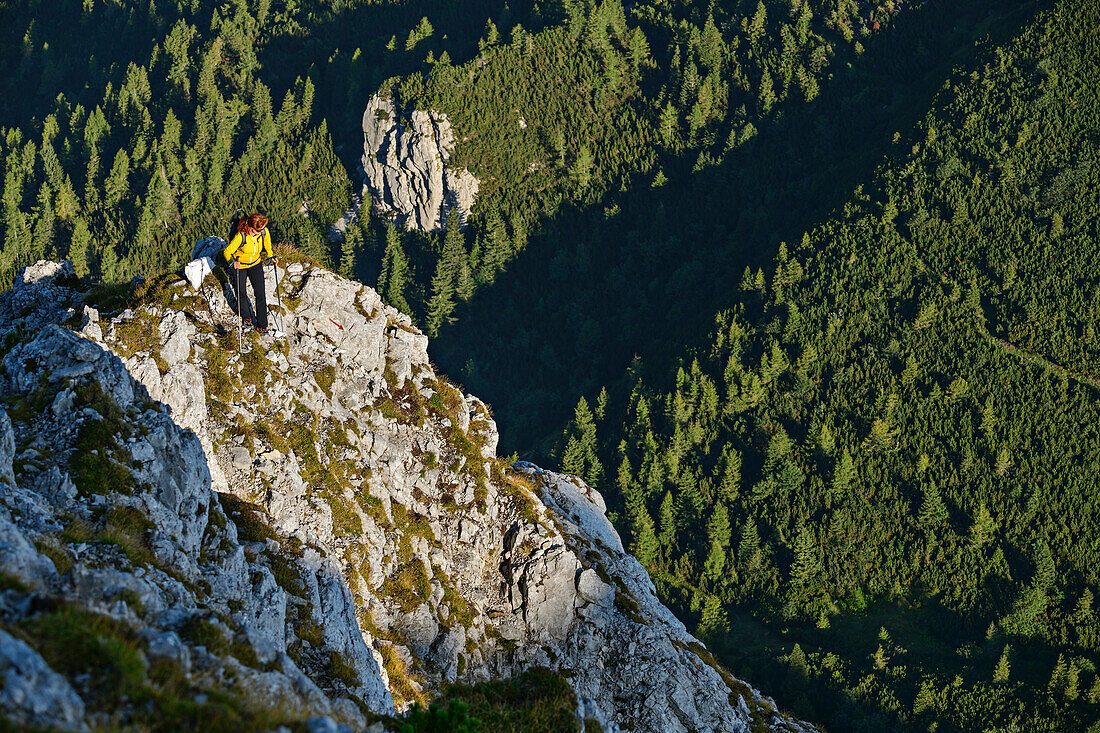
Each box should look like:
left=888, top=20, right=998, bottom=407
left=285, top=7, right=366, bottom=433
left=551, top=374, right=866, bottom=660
left=431, top=0, right=1046, bottom=457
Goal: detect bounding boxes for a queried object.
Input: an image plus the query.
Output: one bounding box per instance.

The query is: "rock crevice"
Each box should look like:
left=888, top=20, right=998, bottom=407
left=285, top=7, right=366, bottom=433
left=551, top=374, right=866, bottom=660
left=361, top=94, right=479, bottom=233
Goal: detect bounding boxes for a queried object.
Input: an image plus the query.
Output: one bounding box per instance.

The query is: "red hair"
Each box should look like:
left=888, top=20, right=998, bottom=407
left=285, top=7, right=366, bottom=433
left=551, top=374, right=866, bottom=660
left=237, top=213, right=268, bottom=235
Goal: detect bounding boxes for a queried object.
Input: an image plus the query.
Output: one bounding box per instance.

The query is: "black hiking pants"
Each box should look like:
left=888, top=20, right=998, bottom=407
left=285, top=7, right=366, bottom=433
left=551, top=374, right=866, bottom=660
left=231, top=261, right=268, bottom=330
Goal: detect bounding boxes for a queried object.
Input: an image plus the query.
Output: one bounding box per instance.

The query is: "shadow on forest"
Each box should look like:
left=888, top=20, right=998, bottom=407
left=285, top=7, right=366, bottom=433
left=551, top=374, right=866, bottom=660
left=711, top=593, right=1071, bottom=730
left=257, top=0, right=527, bottom=170
left=430, top=0, right=1045, bottom=458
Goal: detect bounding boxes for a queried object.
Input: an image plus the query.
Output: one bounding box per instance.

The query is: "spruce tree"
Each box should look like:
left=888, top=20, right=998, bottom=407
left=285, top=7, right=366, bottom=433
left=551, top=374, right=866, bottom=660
left=831, top=449, right=856, bottom=496
left=738, top=516, right=761, bottom=571
left=561, top=397, right=603, bottom=488
left=628, top=496, right=659, bottom=570
left=717, top=445, right=742, bottom=502
left=339, top=224, right=360, bottom=279
left=703, top=503, right=731, bottom=581
left=918, top=483, right=948, bottom=530
left=992, top=646, right=1010, bottom=683
left=913, top=681, right=936, bottom=714
left=1033, top=540, right=1056, bottom=592
left=659, top=103, right=678, bottom=148
left=378, top=224, right=412, bottom=315
left=69, top=218, right=92, bottom=277
left=697, top=594, right=728, bottom=637
left=786, top=643, right=810, bottom=687
left=790, top=523, right=823, bottom=591
left=1049, top=654, right=1067, bottom=697
left=425, top=210, right=465, bottom=336
left=657, top=491, right=678, bottom=553
left=969, top=503, right=997, bottom=546
left=104, top=149, right=130, bottom=208
left=478, top=207, right=509, bottom=284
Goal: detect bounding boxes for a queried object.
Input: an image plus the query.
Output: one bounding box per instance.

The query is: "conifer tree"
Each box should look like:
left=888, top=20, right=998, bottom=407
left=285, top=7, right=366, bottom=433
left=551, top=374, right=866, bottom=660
left=104, top=150, right=130, bottom=208
left=628, top=496, right=659, bottom=570
left=561, top=397, right=603, bottom=488
left=748, top=1, right=767, bottom=44
left=918, top=483, right=948, bottom=530
left=426, top=211, right=466, bottom=336
left=790, top=522, right=823, bottom=591
left=377, top=224, right=412, bottom=315
left=993, top=645, right=1011, bottom=683
left=657, top=491, right=678, bottom=553
left=1073, top=588, right=1093, bottom=624
left=758, top=68, right=776, bottom=114
left=697, top=593, right=728, bottom=637
left=1087, top=676, right=1100, bottom=704
left=738, top=516, right=761, bottom=571
left=339, top=224, right=360, bottom=280
left=478, top=207, right=510, bottom=284
left=818, top=422, right=835, bottom=455
left=786, top=643, right=810, bottom=687
left=831, top=449, right=856, bottom=496
left=913, top=680, right=936, bottom=714
left=69, top=218, right=92, bottom=277
left=595, top=387, right=608, bottom=422
left=717, top=445, right=742, bottom=501
left=659, top=103, right=679, bottom=148
left=1049, top=654, right=1067, bottom=697
left=703, top=503, right=731, bottom=581
left=969, top=503, right=997, bottom=546
left=1033, top=540, right=1056, bottom=592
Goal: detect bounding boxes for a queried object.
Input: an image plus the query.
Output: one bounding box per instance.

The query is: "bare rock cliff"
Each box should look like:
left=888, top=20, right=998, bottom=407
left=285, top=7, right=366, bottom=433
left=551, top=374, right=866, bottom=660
left=360, top=94, right=479, bottom=233
left=0, top=259, right=816, bottom=732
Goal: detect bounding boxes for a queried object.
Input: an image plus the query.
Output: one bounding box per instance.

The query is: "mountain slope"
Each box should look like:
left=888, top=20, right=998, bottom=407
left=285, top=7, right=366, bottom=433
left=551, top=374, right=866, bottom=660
left=0, top=258, right=813, bottom=732
left=560, top=1, right=1100, bottom=729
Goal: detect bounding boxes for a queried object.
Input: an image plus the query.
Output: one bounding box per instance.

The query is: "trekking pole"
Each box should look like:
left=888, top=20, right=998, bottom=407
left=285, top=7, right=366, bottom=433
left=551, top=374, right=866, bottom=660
left=266, top=255, right=283, bottom=334
left=234, top=260, right=242, bottom=352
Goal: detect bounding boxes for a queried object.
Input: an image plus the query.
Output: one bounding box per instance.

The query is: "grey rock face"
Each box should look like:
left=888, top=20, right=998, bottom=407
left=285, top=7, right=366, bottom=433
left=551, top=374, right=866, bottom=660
left=0, top=629, right=87, bottom=731
left=0, top=261, right=816, bottom=733
left=0, top=410, right=14, bottom=486
left=361, top=94, right=479, bottom=233
left=0, top=262, right=394, bottom=730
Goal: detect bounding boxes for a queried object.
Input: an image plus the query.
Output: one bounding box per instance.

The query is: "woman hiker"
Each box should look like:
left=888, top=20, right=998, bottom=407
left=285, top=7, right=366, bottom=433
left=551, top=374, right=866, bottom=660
left=224, top=213, right=277, bottom=334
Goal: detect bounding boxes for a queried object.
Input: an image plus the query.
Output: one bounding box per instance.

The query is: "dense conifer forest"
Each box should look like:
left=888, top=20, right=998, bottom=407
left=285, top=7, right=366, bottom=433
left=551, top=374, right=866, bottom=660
left=3, top=0, right=1099, bottom=729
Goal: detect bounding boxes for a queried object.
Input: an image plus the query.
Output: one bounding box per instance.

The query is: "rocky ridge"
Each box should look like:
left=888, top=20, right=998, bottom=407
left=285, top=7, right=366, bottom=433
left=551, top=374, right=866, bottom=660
left=0, top=259, right=815, bottom=732
left=361, top=94, right=479, bottom=233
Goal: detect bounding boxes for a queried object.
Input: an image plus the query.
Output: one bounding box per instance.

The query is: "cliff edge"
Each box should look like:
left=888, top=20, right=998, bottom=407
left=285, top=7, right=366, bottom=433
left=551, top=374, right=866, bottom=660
left=0, top=259, right=814, bottom=732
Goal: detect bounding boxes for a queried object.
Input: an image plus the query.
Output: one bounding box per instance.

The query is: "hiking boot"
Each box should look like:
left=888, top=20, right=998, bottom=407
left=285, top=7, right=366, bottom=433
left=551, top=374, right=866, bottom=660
left=243, top=317, right=252, bottom=327
left=254, top=325, right=268, bottom=334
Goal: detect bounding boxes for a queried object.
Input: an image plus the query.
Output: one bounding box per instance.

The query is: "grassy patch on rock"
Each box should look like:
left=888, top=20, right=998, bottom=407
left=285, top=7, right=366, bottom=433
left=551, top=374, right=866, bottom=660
left=381, top=558, right=431, bottom=614
left=432, top=667, right=579, bottom=733
left=313, top=364, right=336, bottom=398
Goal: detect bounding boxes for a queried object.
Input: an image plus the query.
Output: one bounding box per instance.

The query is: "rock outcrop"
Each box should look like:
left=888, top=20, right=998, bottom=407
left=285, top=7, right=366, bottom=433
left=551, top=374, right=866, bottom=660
left=361, top=94, right=479, bottom=233
left=0, top=259, right=815, bottom=732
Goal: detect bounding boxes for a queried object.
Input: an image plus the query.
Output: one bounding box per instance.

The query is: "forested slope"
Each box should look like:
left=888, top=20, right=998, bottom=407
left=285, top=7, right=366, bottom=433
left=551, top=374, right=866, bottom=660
left=0, top=0, right=353, bottom=288
left=4, top=0, right=1100, bottom=729
left=554, top=2, right=1100, bottom=729
left=335, top=0, right=931, bottom=353
left=427, top=0, right=1039, bottom=451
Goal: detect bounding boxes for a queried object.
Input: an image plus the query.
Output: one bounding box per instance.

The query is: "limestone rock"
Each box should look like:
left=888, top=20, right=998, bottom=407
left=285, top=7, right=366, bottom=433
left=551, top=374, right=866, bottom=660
left=0, top=629, right=87, bottom=731
left=361, top=94, right=479, bottom=233
left=0, top=262, right=817, bottom=733
left=0, top=410, right=14, bottom=486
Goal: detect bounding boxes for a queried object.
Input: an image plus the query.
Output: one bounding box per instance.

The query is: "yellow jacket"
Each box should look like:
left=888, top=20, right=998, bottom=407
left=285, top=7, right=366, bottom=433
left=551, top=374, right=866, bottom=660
left=223, top=228, right=273, bottom=267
